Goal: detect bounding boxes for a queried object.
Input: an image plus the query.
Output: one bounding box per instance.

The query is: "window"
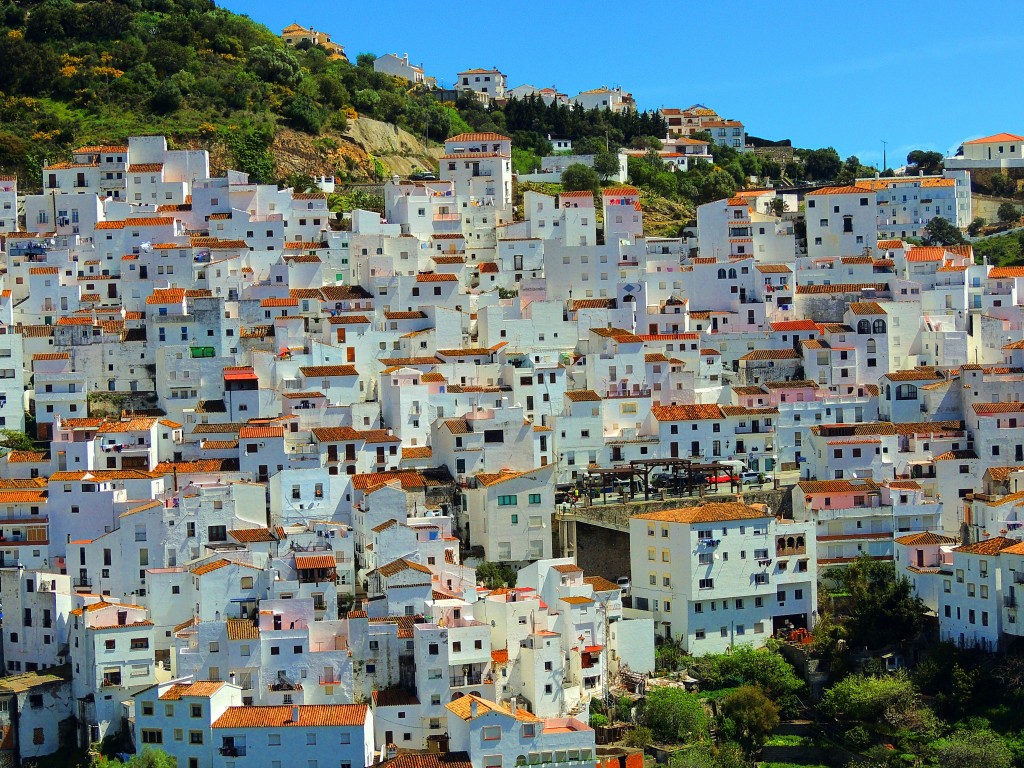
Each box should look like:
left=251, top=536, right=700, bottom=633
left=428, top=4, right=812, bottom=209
left=141, top=729, right=163, bottom=744
left=528, top=494, right=542, bottom=504
left=269, top=734, right=281, bottom=746
left=497, top=495, right=517, bottom=506
left=189, top=731, right=204, bottom=745
left=698, top=578, right=714, bottom=589
left=482, top=726, right=501, bottom=741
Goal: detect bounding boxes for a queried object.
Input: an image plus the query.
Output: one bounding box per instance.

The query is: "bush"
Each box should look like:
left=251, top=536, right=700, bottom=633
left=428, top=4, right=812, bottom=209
left=149, top=80, right=182, bottom=114
left=623, top=726, right=653, bottom=749
left=845, top=725, right=872, bottom=749
left=990, top=173, right=1016, bottom=197
left=561, top=163, right=600, bottom=195
left=641, top=686, right=709, bottom=743
left=820, top=672, right=918, bottom=723
left=283, top=93, right=325, bottom=135
left=589, top=713, right=609, bottom=728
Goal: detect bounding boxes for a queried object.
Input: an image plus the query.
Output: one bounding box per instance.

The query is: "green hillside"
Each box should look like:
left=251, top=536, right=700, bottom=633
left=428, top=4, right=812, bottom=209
left=0, top=0, right=854, bottom=235
left=0, top=0, right=469, bottom=186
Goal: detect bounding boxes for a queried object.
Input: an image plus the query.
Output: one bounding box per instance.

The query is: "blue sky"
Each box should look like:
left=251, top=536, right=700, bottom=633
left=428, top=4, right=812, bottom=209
left=221, top=0, right=1024, bottom=169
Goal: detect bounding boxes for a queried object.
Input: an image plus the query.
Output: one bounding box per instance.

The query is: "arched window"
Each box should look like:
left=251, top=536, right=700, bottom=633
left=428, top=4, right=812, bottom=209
left=873, top=319, right=887, bottom=334
left=857, top=319, right=870, bottom=334
left=728, top=268, right=737, bottom=279
left=895, top=383, right=918, bottom=401
left=866, top=338, right=876, bottom=354
left=796, top=536, right=804, bottom=548
left=717, top=269, right=727, bottom=279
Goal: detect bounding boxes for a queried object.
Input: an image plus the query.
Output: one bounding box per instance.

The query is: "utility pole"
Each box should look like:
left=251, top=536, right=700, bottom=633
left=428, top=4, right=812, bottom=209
left=881, top=139, right=888, bottom=173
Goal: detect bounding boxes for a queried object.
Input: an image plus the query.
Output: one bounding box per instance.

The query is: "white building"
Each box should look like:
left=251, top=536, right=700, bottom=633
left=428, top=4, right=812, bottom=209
left=374, top=54, right=425, bottom=84
left=628, top=502, right=816, bottom=652
left=946, top=133, right=1024, bottom=170
left=456, top=69, right=507, bottom=102
left=572, top=87, right=635, bottom=114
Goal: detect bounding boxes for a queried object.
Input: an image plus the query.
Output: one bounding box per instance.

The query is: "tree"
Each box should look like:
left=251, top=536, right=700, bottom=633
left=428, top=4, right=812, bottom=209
left=836, top=155, right=871, bottom=185
left=803, top=147, right=842, bottom=181
left=247, top=45, right=300, bottom=86
left=698, top=166, right=738, bottom=204
left=990, top=173, right=1016, bottom=197
left=906, top=149, right=944, bottom=175
left=836, top=555, right=927, bottom=648
left=475, top=561, right=517, bottom=589
left=935, top=729, right=1013, bottom=768
left=149, top=80, right=182, bottom=114
left=922, top=216, right=967, bottom=246
left=560, top=164, right=600, bottom=195
left=967, top=217, right=987, bottom=237
left=997, top=202, right=1020, bottom=224
left=767, top=197, right=789, bottom=217
left=573, top=136, right=607, bottom=156
left=722, top=686, right=779, bottom=754
left=641, top=686, right=709, bottom=744
left=0, top=430, right=35, bottom=453
left=593, top=152, right=621, bottom=181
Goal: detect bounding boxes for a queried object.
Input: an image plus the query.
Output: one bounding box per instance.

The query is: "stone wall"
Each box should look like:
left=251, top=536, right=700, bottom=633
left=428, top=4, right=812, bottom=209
left=555, top=486, right=792, bottom=583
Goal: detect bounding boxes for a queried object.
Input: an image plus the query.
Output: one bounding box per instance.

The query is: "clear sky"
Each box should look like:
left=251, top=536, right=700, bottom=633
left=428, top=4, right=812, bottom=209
left=220, top=0, right=1024, bottom=169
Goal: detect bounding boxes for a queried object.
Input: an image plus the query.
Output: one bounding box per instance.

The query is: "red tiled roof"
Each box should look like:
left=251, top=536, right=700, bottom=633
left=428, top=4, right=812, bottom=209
left=212, top=704, right=367, bottom=728
left=651, top=404, right=723, bottom=421
left=238, top=426, right=284, bottom=439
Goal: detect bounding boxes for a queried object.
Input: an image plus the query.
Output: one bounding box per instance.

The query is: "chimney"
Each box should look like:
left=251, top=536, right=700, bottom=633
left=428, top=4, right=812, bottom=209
left=470, top=699, right=478, bottom=718
left=511, top=696, right=518, bottom=713
left=291, top=706, right=300, bottom=723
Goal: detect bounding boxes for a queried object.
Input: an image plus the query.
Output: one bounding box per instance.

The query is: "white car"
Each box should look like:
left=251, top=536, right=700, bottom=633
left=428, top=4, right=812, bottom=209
left=616, top=577, right=631, bottom=597
left=740, top=471, right=761, bottom=485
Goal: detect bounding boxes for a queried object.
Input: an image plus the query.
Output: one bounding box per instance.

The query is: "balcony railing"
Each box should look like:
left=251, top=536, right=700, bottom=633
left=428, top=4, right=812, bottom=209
left=604, top=387, right=651, bottom=399
left=450, top=673, right=484, bottom=687
left=219, top=746, right=247, bottom=757
left=1006, top=596, right=1018, bottom=609
left=73, top=577, right=92, bottom=589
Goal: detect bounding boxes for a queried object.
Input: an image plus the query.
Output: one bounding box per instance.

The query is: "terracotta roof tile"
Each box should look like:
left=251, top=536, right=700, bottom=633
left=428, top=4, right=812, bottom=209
left=955, top=536, right=1018, bottom=556
left=212, top=704, right=367, bottom=728
left=895, top=532, right=957, bottom=546
left=635, top=502, right=770, bottom=524
left=651, top=404, right=723, bottom=421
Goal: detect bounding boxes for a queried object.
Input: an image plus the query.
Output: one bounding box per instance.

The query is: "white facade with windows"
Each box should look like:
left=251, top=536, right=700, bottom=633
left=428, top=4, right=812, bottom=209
left=628, top=503, right=816, bottom=653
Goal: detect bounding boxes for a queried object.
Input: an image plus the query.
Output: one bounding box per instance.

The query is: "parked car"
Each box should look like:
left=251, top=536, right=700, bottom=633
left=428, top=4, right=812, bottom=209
left=740, top=470, right=761, bottom=485
left=410, top=170, right=437, bottom=181
left=616, top=577, right=631, bottom=597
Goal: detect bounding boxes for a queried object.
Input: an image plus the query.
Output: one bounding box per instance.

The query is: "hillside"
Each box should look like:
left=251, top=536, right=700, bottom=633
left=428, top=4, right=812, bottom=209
left=0, top=0, right=463, bottom=188
left=0, top=0, right=855, bottom=229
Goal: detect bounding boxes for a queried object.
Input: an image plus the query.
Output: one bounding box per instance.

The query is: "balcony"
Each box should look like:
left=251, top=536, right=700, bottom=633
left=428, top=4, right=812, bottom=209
left=1006, top=596, right=1018, bottom=609
left=73, top=577, right=92, bottom=590
left=604, top=387, right=651, bottom=399
left=450, top=672, right=484, bottom=687
left=219, top=746, right=247, bottom=757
